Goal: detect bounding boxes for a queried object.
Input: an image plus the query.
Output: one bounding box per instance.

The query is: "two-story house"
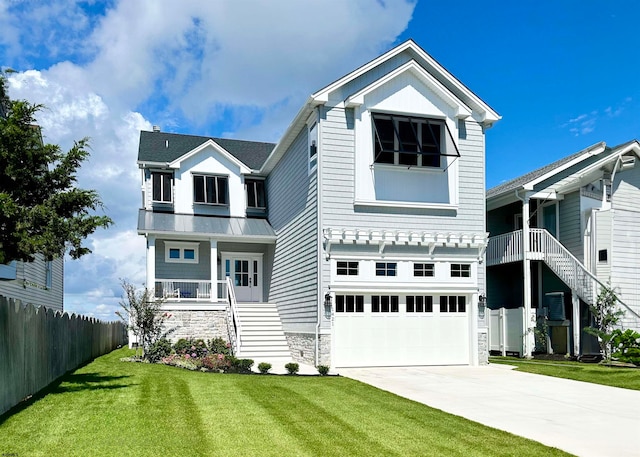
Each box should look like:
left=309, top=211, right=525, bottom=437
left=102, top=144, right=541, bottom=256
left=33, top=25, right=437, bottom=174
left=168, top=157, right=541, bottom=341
left=0, top=257, right=64, bottom=311
left=137, top=39, right=501, bottom=367
left=486, top=140, right=640, bottom=358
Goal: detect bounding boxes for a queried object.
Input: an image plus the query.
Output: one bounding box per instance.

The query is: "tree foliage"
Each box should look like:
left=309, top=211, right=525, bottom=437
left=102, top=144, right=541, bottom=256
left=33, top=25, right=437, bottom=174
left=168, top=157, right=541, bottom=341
left=0, top=72, right=112, bottom=263
left=116, top=280, right=173, bottom=359
left=584, top=284, right=625, bottom=361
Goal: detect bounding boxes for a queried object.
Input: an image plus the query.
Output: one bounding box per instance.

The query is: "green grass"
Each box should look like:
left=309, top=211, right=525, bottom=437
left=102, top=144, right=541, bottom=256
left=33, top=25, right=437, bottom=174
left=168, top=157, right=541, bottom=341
left=490, top=356, right=640, bottom=390
left=0, top=348, right=571, bottom=457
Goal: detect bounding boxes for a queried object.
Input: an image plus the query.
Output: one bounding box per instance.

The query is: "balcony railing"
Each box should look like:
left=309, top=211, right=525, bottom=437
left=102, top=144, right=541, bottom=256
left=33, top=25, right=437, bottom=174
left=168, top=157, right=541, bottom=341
left=486, top=230, right=523, bottom=266
left=154, top=280, right=228, bottom=302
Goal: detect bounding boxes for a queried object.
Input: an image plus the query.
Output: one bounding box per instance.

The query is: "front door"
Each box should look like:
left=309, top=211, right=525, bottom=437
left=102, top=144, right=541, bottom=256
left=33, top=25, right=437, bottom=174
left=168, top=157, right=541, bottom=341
left=223, top=254, right=262, bottom=302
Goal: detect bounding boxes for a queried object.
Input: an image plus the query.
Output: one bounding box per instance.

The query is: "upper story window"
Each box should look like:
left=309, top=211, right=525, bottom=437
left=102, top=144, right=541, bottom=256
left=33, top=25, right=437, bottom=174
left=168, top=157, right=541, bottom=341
left=193, top=174, right=228, bottom=205
left=414, top=263, right=434, bottom=277
left=372, top=113, right=445, bottom=168
left=246, top=179, right=266, bottom=209
left=376, top=262, right=397, bottom=277
left=152, top=171, right=173, bottom=203
left=451, top=263, right=471, bottom=278
left=308, top=121, right=318, bottom=173
left=337, top=261, right=358, bottom=276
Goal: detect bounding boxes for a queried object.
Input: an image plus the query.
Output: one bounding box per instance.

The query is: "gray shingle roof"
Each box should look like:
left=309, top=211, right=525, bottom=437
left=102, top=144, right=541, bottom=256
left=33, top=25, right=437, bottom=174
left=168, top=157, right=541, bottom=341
left=137, top=130, right=276, bottom=170
left=486, top=142, right=607, bottom=199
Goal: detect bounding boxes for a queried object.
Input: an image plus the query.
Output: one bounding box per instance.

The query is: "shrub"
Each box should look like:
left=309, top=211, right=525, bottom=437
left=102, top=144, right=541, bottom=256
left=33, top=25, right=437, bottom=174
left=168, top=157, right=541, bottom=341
left=258, top=362, right=272, bottom=374
left=285, top=362, right=299, bottom=375
left=201, top=353, right=231, bottom=371
left=208, top=337, right=232, bottom=356
left=317, top=365, right=330, bottom=376
left=611, top=329, right=640, bottom=365
left=226, top=357, right=254, bottom=374
left=173, top=338, right=192, bottom=354
left=173, top=337, right=208, bottom=358
left=146, top=338, right=173, bottom=363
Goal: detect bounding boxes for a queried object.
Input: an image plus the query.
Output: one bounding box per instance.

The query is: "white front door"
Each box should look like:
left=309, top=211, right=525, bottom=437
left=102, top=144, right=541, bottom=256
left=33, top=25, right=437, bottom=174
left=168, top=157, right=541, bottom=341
left=223, top=254, right=262, bottom=302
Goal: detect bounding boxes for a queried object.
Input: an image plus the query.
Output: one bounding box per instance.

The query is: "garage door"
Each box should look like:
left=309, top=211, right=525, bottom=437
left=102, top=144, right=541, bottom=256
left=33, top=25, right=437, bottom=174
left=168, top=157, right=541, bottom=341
left=333, top=293, right=470, bottom=367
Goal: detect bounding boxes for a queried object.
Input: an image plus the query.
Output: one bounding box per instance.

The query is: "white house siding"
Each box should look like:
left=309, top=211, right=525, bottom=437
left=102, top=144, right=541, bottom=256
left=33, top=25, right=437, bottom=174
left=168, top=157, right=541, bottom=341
left=558, top=191, right=583, bottom=262
left=0, top=256, right=63, bottom=311
left=594, top=210, right=611, bottom=281
left=321, top=107, right=486, bottom=234
left=612, top=166, right=640, bottom=322
left=154, top=240, right=210, bottom=280
left=267, top=129, right=318, bottom=331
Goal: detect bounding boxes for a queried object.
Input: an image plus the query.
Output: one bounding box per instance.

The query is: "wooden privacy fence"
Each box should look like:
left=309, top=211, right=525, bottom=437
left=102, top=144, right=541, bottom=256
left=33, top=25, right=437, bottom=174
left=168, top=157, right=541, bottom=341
left=0, top=295, right=127, bottom=416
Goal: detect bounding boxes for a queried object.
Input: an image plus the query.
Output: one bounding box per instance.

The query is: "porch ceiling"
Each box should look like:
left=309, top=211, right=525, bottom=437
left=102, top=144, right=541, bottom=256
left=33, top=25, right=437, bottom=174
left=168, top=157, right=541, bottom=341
left=137, top=210, right=276, bottom=242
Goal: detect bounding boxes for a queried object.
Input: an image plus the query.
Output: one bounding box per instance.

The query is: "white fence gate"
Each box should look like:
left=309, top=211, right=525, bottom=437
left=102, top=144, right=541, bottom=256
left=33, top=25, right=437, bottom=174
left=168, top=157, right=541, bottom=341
left=489, top=307, right=536, bottom=356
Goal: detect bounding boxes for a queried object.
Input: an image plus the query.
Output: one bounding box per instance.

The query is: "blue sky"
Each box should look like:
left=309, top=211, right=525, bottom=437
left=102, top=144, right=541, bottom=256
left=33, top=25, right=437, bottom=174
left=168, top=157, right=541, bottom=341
left=1, top=0, right=639, bottom=320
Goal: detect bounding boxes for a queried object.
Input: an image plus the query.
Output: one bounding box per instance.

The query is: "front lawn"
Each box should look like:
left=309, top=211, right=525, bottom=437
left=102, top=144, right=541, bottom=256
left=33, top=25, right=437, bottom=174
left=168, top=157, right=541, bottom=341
left=0, top=348, right=570, bottom=457
left=490, top=356, right=640, bottom=391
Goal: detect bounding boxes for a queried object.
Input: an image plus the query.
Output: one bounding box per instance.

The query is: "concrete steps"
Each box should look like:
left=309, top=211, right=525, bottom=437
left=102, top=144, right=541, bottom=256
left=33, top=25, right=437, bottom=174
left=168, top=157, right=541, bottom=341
left=235, top=302, right=292, bottom=361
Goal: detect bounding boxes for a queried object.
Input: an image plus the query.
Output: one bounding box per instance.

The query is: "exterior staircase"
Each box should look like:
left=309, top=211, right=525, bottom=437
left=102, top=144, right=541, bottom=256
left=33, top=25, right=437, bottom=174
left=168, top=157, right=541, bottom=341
left=487, top=228, right=640, bottom=329
left=233, top=302, right=292, bottom=362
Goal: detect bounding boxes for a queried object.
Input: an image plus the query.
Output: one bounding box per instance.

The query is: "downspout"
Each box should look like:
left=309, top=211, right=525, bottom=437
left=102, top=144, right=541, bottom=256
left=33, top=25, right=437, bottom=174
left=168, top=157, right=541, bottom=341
left=315, top=105, right=323, bottom=367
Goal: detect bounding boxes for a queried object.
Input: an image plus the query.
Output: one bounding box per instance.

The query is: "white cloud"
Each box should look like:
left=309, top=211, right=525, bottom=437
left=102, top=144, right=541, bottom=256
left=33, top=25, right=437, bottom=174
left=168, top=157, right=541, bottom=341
left=2, top=0, right=416, bottom=320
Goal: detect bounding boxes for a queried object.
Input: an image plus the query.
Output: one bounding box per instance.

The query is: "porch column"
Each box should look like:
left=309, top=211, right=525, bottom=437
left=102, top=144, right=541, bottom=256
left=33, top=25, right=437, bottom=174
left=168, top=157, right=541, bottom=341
left=210, top=239, right=218, bottom=302
left=572, top=292, right=580, bottom=356
left=522, top=195, right=533, bottom=358
left=146, top=235, right=156, bottom=295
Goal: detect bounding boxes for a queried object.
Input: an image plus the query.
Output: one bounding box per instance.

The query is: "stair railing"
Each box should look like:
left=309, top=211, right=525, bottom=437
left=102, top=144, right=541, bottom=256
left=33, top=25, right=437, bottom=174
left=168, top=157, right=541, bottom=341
left=530, top=228, right=640, bottom=329
left=225, top=277, right=242, bottom=356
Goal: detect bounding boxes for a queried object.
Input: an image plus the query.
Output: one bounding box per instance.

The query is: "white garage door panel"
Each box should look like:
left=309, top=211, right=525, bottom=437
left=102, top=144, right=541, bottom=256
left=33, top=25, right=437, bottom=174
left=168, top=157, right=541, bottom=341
left=334, top=313, right=469, bottom=367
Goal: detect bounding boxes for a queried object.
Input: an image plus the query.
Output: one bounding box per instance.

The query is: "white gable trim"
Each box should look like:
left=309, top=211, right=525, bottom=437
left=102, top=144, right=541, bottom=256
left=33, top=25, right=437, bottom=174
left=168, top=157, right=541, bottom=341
left=344, top=60, right=472, bottom=119
left=313, top=39, right=499, bottom=124
left=522, top=142, right=607, bottom=191
left=169, top=139, right=251, bottom=173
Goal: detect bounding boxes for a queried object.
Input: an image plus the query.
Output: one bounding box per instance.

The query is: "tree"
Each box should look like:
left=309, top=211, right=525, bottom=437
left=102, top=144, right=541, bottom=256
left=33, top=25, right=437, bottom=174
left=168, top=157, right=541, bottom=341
left=0, top=72, right=112, bottom=264
left=584, top=284, right=625, bottom=361
left=116, top=280, right=173, bottom=359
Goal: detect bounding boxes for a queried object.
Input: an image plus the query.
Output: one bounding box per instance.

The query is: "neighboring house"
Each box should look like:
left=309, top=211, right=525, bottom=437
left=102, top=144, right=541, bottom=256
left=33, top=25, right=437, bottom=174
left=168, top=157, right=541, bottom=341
left=486, top=140, right=640, bottom=357
left=0, top=256, right=64, bottom=311
left=137, top=39, right=501, bottom=367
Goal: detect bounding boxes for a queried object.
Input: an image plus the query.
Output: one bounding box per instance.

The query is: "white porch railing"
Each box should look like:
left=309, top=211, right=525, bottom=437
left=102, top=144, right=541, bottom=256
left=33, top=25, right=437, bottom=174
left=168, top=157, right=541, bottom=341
left=487, top=228, right=640, bottom=329
left=154, top=280, right=228, bottom=301
left=486, top=230, right=523, bottom=266
left=225, top=277, right=241, bottom=356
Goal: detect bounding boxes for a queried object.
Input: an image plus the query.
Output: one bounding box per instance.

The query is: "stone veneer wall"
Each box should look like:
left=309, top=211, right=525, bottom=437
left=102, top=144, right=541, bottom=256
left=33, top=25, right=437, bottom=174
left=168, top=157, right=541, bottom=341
left=163, top=310, right=229, bottom=343
left=478, top=331, right=489, bottom=365
left=285, top=332, right=331, bottom=367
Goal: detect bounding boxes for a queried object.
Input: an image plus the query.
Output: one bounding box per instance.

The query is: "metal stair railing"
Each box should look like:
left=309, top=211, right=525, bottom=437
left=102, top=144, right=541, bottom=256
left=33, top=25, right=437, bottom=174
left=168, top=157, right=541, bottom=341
left=225, top=277, right=241, bottom=356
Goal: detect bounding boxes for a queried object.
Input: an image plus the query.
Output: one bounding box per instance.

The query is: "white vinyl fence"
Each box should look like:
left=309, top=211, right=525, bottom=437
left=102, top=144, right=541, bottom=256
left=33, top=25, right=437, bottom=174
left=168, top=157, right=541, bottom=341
left=489, top=307, right=536, bottom=356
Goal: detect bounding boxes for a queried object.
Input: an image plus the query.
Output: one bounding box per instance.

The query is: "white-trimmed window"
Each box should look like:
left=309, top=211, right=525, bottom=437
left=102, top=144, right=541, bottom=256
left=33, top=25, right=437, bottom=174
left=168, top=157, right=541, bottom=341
left=336, top=295, right=364, bottom=313
left=372, top=113, right=456, bottom=168
left=440, top=295, right=466, bottom=313
left=406, top=296, right=433, bottom=313
left=152, top=171, right=173, bottom=203
left=413, top=263, right=434, bottom=277
left=336, top=261, right=358, bottom=276
left=451, top=263, right=470, bottom=278
left=308, top=121, right=318, bottom=173
left=372, top=295, right=399, bottom=313
left=193, top=174, right=228, bottom=205
left=45, top=260, right=53, bottom=289
left=246, top=178, right=266, bottom=209
left=165, top=241, right=199, bottom=264
left=375, top=262, right=397, bottom=276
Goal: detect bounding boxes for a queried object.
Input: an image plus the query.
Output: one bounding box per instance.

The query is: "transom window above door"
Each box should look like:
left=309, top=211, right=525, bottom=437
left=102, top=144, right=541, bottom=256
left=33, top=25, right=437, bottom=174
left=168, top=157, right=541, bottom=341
left=372, top=113, right=459, bottom=168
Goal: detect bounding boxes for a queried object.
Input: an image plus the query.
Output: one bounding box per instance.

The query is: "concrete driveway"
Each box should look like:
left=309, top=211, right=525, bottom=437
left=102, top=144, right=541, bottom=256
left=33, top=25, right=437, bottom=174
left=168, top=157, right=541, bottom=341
left=338, top=364, right=640, bottom=457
